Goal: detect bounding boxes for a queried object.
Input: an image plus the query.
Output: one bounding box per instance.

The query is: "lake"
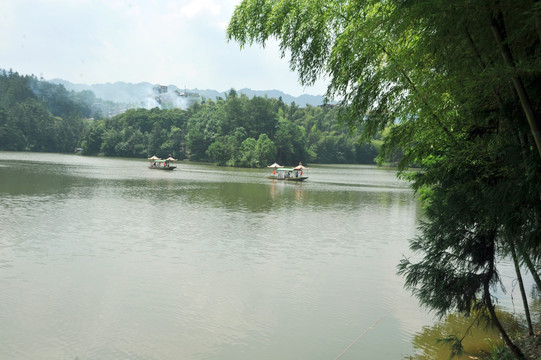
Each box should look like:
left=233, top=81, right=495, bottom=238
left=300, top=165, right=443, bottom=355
left=0, top=152, right=521, bottom=359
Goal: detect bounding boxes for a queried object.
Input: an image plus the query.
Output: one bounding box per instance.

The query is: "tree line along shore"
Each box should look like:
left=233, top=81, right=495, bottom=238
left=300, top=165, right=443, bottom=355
left=0, top=70, right=382, bottom=168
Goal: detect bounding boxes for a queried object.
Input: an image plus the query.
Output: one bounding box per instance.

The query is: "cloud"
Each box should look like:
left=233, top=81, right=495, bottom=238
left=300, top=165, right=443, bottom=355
left=1, top=0, right=328, bottom=96
left=177, top=0, right=221, bottom=19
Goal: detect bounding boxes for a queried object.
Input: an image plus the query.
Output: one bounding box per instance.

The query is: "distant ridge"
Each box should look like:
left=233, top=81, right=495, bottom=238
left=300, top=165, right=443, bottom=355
left=49, top=79, right=327, bottom=108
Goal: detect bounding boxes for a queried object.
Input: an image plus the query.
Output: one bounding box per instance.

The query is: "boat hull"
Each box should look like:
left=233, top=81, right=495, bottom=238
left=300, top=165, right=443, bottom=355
left=285, top=177, right=308, bottom=181
left=149, top=166, right=177, bottom=170
left=266, top=175, right=308, bottom=181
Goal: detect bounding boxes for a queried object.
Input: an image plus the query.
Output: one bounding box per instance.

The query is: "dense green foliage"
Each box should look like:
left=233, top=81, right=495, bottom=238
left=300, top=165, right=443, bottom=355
left=228, top=0, right=541, bottom=358
left=0, top=70, right=90, bottom=152
left=0, top=70, right=378, bottom=166
left=81, top=89, right=378, bottom=166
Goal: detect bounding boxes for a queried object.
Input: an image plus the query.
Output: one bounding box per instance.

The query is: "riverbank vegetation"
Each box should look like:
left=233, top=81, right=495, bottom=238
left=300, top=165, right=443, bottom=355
left=227, top=0, right=541, bottom=358
left=0, top=70, right=379, bottom=167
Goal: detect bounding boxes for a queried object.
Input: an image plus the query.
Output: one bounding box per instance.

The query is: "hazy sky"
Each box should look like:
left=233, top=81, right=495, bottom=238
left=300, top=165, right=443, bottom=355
left=1, top=0, right=328, bottom=96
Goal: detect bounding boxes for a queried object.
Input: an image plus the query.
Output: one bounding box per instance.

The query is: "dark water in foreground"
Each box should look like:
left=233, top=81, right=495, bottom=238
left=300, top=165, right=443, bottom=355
left=0, top=152, right=527, bottom=359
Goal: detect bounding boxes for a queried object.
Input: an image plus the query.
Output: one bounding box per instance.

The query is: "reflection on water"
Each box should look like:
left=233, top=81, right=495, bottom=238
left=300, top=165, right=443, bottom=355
left=407, top=309, right=521, bottom=359
left=0, top=152, right=526, bottom=360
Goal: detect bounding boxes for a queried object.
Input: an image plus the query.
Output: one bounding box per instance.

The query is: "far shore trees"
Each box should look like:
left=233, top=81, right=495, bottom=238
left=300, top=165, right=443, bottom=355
left=0, top=70, right=379, bottom=167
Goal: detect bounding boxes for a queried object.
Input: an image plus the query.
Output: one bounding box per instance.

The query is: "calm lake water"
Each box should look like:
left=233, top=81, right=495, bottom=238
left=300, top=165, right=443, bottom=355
left=0, top=152, right=525, bottom=359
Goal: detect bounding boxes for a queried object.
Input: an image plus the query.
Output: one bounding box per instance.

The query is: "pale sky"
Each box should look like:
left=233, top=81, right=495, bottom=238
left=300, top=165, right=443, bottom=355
left=1, top=0, right=328, bottom=97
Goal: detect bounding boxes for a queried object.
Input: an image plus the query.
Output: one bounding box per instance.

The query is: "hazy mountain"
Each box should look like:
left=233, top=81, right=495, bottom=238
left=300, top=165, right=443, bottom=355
left=49, top=79, right=327, bottom=107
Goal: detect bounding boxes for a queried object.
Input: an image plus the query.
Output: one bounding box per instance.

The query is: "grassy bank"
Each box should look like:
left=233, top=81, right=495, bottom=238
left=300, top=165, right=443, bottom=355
left=485, top=328, right=541, bottom=359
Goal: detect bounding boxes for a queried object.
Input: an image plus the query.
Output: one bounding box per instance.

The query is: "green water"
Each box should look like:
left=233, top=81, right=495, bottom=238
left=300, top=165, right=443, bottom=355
left=0, top=152, right=520, bottom=359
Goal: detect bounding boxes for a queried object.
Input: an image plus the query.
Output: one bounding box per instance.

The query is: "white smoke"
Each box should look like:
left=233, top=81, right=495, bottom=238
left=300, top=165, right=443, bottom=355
left=141, top=85, right=190, bottom=110
left=141, top=96, right=161, bottom=109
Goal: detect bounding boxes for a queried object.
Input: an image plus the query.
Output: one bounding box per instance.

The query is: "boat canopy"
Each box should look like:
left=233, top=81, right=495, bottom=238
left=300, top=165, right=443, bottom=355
left=267, top=162, right=283, bottom=168
left=149, top=156, right=176, bottom=163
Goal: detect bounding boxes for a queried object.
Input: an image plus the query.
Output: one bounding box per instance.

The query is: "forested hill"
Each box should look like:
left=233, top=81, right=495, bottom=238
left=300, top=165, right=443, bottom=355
left=0, top=70, right=93, bottom=152
left=0, top=70, right=380, bottom=166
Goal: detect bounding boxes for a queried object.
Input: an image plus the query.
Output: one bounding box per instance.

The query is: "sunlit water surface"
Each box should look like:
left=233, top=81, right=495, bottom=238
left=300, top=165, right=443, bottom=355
left=0, top=152, right=527, bottom=359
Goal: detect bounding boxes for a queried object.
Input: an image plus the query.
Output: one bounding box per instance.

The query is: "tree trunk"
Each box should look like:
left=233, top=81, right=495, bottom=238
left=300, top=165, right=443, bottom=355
left=522, top=251, right=541, bottom=291
left=510, top=239, right=534, bottom=336
left=484, top=281, right=526, bottom=359
left=489, top=15, right=541, bottom=159
left=534, top=0, right=541, bottom=43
